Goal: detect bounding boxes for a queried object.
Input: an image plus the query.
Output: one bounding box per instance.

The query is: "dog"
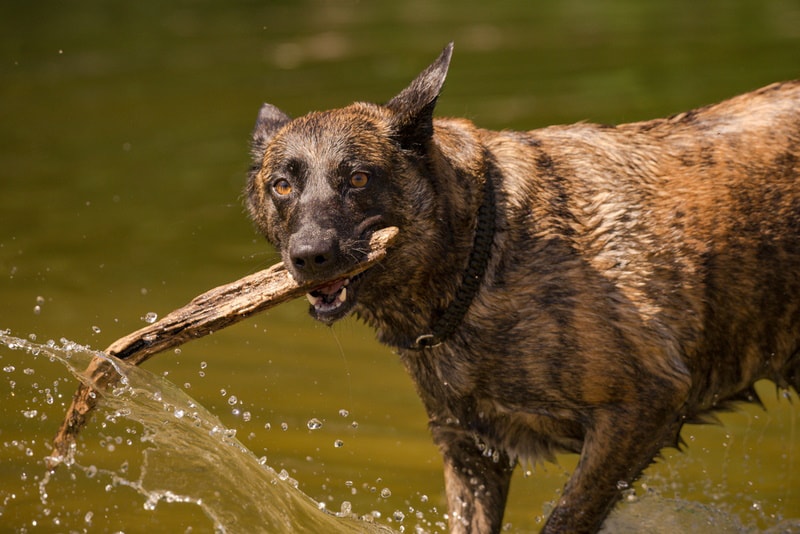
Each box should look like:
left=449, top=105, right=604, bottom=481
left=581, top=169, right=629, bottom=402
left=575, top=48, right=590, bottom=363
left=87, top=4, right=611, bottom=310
left=245, top=43, right=800, bottom=533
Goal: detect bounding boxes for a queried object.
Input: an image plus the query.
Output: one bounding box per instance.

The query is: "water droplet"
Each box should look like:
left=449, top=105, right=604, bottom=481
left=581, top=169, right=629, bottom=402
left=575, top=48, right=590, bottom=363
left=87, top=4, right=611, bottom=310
left=227, top=396, right=238, bottom=406
left=380, top=488, right=392, bottom=499
left=392, top=510, right=405, bottom=522
left=280, top=422, right=288, bottom=431
left=3, top=365, right=15, bottom=373
left=278, top=469, right=290, bottom=481
left=242, top=411, right=251, bottom=422
left=23, top=368, right=34, bottom=375
left=200, top=361, right=208, bottom=369
left=616, top=480, right=629, bottom=490
left=334, top=439, right=344, bottom=448
left=338, top=409, right=350, bottom=417
left=339, top=501, right=352, bottom=516
left=307, top=418, right=323, bottom=430
left=91, top=326, right=101, bottom=334
left=143, top=495, right=158, bottom=511
left=142, top=312, right=158, bottom=324
left=33, top=305, right=41, bottom=315
left=173, top=409, right=185, bottom=419
left=22, top=409, right=38, bottom=419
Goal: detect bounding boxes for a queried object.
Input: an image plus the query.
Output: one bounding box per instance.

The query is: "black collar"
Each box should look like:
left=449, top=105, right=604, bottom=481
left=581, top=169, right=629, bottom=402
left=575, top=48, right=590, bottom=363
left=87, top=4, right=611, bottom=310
left=407, top=168, right=496, bottom=350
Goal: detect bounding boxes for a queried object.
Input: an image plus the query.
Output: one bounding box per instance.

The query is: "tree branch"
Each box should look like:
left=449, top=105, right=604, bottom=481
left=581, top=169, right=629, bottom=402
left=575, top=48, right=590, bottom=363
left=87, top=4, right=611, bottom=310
left=47, top=227, right=398, bottom=468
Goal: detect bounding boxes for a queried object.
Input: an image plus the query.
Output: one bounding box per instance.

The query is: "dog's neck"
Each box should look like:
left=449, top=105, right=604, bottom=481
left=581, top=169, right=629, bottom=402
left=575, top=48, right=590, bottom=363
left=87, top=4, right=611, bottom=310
left=355, top=129, right=498, bottom=352
left=406, top=160, right=496, bottom=350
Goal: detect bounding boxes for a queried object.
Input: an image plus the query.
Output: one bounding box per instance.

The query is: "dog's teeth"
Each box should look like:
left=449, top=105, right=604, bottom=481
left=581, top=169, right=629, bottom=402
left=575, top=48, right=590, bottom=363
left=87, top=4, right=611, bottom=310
left=306, top=293, right=317, bottom=306
left=338, top=287, right=347, bottom=303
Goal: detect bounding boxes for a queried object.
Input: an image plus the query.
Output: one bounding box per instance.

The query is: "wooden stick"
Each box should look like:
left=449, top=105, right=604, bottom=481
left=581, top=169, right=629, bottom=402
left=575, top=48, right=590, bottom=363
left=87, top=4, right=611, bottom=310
left=47, top=227, right=398, bottom=469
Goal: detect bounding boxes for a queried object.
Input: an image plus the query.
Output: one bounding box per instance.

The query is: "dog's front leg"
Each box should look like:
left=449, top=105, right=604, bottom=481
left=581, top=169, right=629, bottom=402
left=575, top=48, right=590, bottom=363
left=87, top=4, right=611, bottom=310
left=431, top=423, right=515, bottom=534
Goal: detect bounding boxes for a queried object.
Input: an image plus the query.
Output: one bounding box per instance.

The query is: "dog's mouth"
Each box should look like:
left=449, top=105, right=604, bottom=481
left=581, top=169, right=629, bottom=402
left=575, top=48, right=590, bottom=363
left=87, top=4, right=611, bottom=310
left=299, top=221, right=391, bottom=324
left=305, top=272, right=364, bottom=323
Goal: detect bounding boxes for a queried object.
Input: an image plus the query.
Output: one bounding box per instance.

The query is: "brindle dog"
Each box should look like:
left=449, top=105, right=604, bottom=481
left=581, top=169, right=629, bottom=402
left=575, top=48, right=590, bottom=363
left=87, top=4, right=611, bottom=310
left=246, top=43, right=800, bottom=533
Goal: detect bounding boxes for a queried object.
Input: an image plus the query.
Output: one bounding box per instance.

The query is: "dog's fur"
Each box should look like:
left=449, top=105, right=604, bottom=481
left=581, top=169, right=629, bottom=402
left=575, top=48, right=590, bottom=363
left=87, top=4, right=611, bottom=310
left=246, top=44, right=800, bottom=533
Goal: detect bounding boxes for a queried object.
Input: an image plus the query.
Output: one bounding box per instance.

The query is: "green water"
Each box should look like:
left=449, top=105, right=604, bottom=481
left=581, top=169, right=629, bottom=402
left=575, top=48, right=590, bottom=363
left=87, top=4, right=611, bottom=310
left=1, top=1, right=799, bottom=531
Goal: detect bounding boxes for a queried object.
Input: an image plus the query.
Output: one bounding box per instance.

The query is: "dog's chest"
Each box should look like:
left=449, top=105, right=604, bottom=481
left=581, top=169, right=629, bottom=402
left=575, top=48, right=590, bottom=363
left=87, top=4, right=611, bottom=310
left=401, top=345, right=588, bottom=459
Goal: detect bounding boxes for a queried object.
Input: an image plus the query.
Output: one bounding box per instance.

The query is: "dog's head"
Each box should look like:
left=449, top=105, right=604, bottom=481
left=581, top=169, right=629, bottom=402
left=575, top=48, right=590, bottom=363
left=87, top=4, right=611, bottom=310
left=246, top=44, right=453, bottom=324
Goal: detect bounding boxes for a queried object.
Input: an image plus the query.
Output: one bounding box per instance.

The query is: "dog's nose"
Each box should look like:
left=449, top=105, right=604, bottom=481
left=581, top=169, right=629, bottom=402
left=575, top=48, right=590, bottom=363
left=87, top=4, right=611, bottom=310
left=289, top=235, right=339, bottom=279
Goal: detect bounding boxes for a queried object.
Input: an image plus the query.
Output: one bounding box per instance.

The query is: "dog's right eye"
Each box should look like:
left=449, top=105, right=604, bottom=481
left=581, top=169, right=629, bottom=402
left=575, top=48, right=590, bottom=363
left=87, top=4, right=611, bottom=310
left=349, top=171, right=370, bottom=188
left=272, top=179, right=292, bottom=196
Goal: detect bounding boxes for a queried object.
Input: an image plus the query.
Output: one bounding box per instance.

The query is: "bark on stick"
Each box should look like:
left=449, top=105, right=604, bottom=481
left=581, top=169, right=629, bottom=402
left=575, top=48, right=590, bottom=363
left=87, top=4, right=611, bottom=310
left=48, top=227, right=398, bottom=468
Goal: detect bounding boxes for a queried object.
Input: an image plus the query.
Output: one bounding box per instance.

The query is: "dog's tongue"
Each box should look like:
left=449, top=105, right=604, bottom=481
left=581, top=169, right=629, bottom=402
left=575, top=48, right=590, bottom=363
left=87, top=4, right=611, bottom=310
left=314, top=278, right=347, bottom=296
left=306, top=278, right=349, bottom=308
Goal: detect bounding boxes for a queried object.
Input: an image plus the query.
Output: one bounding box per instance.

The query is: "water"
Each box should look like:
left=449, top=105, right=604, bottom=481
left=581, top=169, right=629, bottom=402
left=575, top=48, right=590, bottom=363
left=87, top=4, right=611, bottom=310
left=3, top=332, right=797, bottom=532
left=0, top=333, right=392, bottom=533
left=2, top=0, right=799, bottom=531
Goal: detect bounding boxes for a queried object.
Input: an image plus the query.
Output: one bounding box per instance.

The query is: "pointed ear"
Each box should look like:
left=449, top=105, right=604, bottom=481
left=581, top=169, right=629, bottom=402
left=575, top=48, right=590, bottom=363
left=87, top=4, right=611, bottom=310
left=251, top=103, right=291, bottom=162
left=385, top=42, right=453, bottom=152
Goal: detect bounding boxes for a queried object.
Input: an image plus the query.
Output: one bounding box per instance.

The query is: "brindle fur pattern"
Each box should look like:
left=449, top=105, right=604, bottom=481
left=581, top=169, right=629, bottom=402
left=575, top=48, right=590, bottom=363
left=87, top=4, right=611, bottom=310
left=246, top=44, right=800, bottom=532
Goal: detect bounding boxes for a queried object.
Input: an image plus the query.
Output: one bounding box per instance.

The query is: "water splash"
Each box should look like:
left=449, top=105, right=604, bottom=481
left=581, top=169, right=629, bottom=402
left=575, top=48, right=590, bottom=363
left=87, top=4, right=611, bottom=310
left=1, top=331, right=797, bottom=532
left=0, top=332, right=392, bottom=533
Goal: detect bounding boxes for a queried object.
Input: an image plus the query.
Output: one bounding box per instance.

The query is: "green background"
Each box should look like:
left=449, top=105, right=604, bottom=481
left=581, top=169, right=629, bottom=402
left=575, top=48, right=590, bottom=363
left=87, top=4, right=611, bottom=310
left=2, top=1, right=798, bottom=531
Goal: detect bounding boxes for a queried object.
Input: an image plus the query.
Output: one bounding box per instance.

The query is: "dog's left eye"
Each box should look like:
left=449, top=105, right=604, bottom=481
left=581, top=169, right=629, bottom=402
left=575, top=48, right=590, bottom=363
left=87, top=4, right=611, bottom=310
left=349, top=171, right=370, bottom=188
left=272, top=179, right=292, bottom=196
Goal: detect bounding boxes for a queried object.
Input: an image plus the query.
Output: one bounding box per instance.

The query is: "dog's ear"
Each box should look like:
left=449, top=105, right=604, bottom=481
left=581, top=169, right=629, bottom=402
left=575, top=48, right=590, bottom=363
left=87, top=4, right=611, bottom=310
left=251, top=103, right=292, bottom=163
left=386, top=42, right=453, bottom=152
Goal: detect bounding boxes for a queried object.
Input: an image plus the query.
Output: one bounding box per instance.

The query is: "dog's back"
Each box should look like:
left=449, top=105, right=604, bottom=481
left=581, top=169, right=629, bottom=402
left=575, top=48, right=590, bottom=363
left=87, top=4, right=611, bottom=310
left=467, top=80, right=800, bottom=404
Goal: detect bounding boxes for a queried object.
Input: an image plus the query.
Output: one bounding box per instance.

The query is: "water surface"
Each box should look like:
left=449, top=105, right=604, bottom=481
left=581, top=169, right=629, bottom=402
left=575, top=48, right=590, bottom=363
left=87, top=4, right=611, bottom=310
left=2, top=1, right=799, bottom=531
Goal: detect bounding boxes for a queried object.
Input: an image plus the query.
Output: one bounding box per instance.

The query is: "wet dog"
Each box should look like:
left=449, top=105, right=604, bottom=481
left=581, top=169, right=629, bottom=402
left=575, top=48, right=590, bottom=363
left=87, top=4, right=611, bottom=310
left=246, top=43, right=800, bottom=532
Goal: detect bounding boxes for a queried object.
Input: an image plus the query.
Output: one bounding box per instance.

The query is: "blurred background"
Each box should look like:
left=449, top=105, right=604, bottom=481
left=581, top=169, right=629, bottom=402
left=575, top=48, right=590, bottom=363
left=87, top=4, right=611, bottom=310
left=1, top=0, right=799, bottom=532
